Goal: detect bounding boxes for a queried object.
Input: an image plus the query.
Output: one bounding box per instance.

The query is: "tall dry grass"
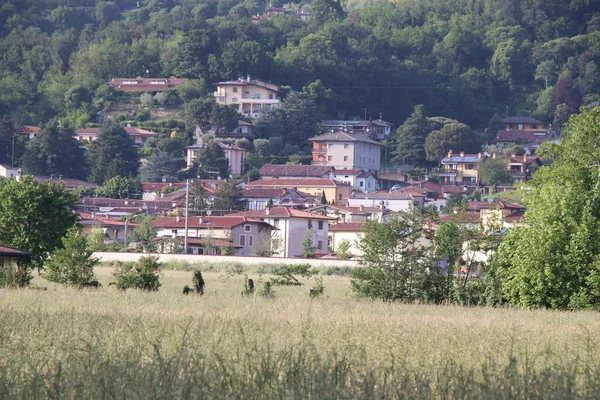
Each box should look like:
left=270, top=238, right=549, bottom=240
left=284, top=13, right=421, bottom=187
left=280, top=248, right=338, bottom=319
left=1, top=266, right=600, bottom=398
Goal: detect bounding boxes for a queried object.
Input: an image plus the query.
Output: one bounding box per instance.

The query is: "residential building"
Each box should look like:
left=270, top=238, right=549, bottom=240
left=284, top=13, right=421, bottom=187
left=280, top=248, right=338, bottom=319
left=227, top=207, right=335, bottom=257
left=78, top=212, right=136, bottom=245
left=491, top=129, right=558, bottom=150
left=33, top=176, right=99, bottom=192
left=397, top=181, right=446, bottom=212
left=507, top=155, right=542, bottom=182
left=185, top=142, right=248, bottom=175
left=309, top=132, right=382, bottom=174
left=258, top=164, right=333, bottom=179
left=0, top=245, right=31, bottom=268
left=251, top=6, right=310, bottom=21
left=14, top=125, right=40, bottom=139
left=322, top=119, right=394, bottom=140
left=440, top=201, right=526, bottom=230
left=75, top=126, right=157, bottom=146
left=213, top=76, right=281, bottom=118
left=329, top=222, right=365, bottom=257
left=153, top=215, right=276, bottom=256
left=307, top=204, right=381, bottom=223
left=242, top=188, right=318, bottom=210
left=211, top=120, right=255, bottom=139
left=0, top=165, right=21, bottom=180
left=108, top=76, right=187, bottom=92
left=347, top=191, right=425, bottom=212
left=245, top=178, right=352, bottom=205
left=77, top=197, right=181, bottom=218
left=439, top=151, right=486, bottom=184
left=501, top=116, right=548, bottom=131
left=329, top=169, right=377, bottom=193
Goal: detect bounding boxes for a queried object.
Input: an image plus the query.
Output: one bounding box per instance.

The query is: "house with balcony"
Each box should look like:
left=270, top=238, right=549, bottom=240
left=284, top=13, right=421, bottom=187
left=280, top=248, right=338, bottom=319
left=242, top=188, right=318, bottom=210
left=347, top=191, right=425, bottom=212
left=213, top=76, right=281, bottom=118
left=153, top=215, right=276, bottom=256
left=245, top=178, right=352, bottom=205
left=322, top=119, right=394, bottom=141
left=75, top=126, right=157, bottom=147
left=508, top=154, right=542, bottom=182
left=309, top=132, right=382, bottom=175
left=227, top=207, right=335, bottom=257
left=329, top=169, right=378, bottom=193
left=439, top=151, right=487, bottom=184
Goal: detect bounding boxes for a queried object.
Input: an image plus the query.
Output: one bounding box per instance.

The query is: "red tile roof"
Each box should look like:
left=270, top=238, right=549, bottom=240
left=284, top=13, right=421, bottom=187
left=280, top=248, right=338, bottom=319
left=152, top=216, right=273, bottom=229
left=492, top=129, right=556, bottom=144
left=438, top=213, right=481, bottom=223
left=331, top=169, right=363, bottom=175
left=247, top=178, right=349, bottom=188
left=466, top=201, right=524, bottom=211
left=142, top=182, right=187, bottom=192
left=258, top=164, right=333, bottom=177
left=75, top=127, right=157, bottom=136
left=14, top=125, right=40, bottom=136
left=329, top=222, right=365, bottom=232
left=309, top=132, right=382, bottom=145
left=78, top=212, right=137, bottom=227
left=228, top=207, right=336, bottom=220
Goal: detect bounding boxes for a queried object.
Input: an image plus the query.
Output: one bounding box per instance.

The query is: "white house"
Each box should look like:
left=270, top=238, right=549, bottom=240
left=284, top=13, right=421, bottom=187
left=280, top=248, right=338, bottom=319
left=75, top=126, right=157, bottom=146
left=242, top=188, right=318, bottom=210
left=348, top=191, right=425, bottom=212
left=213, top=76, right=282, bottom=118
left=228, top=207, right=336, bottom=257
left=329, top=169, right=378, bottom=193
left=0, top=165, right=21, bottom=180
left=310, top=132, right=382, bottom=174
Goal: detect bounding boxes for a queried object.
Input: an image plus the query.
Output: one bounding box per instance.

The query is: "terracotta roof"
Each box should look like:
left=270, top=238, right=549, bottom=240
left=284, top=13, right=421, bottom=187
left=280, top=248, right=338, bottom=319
left=108, top=76, right=187, bottom=92
left=247, top=178, right=349, bottom=188
left=467, top=201, right=525, bottom=211
left=258, top=164, right=333, bottom=178
left=329, top=222, right=365, bottom=232
left=441, top=185, right=477, bottom=194
left=309, top=132, right=382, bottom=145
left=213, top=77, right=280, bottom=94
left=218, top=142, right=248, bottom=152
left=439, top=213, right=481, bottom=223
left=492, top=130, right=556, bottom=144
left=504, top=209, right=526, bottom=222
left=331, top=169, right=363, bottom=176
left=350, top=191, right=419, bottom=200
left=228, top=207, right=336, bottom=220
left=241, top=188, right=315, bottom=199
left=79, top=197, right=181, bottom=210
left=14, top=125, right=40, bottom=136
left=509, top=156, right=541, bottom=164
left=0, top=245, right=32, bottom=258
left=501, top=116, right=543, bottom=124
left=142, top=182, right=186, bottom=192
left=153, top=216, right=273, bottom=229
left=75, top=127, right=157, bottom=136
left=78, top=212, right=137, bottom=227
left=307, top=205, right=370, bottom=215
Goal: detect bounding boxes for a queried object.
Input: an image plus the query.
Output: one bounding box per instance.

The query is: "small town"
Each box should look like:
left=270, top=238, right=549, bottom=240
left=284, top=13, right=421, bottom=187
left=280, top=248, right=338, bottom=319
left=1, top=0, right=599, bottom=398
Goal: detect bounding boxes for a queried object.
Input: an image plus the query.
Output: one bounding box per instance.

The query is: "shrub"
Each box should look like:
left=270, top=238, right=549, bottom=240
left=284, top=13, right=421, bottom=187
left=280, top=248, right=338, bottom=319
left=336, top=239, right=352, bottom=259
left=242, top=275, right=255, bottom=296
left=310, top=277, right=324, bottom=298
left=0, top=263, right=32, bottom=288
left=193, top=270, right=205, bottom=295
left=113, top=256, right=161, bottom=291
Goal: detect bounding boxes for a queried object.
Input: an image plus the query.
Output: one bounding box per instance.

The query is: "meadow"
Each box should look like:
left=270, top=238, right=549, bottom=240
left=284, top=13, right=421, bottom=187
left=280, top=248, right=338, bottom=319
left=1, top=263, right=600, bottom=399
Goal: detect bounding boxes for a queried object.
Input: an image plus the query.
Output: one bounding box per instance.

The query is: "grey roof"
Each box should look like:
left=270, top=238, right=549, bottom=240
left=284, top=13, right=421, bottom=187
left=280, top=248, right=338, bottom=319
left=501, top=116, right=543, bottom=124
left=258, top=164, right=333, bottom=178
left=309, top=132, right=382, bottom=145
left=441, top=155, right=485, bottom=163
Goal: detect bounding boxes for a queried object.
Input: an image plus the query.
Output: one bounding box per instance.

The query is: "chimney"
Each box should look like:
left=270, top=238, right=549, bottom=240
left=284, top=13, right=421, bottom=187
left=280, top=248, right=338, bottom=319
left=460, top=152, right=464, bottom=158
left=447, top=149, right=453, bottom=158
left=523, top=154, right=527, bottom=162
left=511, top=153, right=516, bottom=158
left=265, top=207, right=270, bottom=215
left=477, top=153, right=482, bottom=159
left=176, top=215, right=180, bottom=223
left=247, top=74, right=251, bottom=82
left=198, top=217, right=203, bottom=224
left=360, top=204, right=364, bottom=212
left=493, top=153, right=497, bottom=159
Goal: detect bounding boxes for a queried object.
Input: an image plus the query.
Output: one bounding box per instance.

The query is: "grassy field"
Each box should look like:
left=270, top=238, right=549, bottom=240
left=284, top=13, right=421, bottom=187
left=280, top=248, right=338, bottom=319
left=1, top=265, right=600, bottom=399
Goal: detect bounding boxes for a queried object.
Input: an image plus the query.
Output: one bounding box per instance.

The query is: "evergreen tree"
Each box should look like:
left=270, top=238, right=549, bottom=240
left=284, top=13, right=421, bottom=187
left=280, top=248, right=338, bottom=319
left=21, top=120, right=87, bottom=180
left=139, top=150, right=179, bottom=182
left=194, top=139, right=230, bottom=179
left=392, top=105, right=432, bottom=166
left=212, top=181, right=246, bottom=214
left=88, top=120, right=140, bottom=185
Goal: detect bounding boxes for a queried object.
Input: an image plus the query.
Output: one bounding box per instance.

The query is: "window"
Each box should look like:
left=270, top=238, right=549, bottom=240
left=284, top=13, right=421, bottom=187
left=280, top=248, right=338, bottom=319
left=318, top=221, right=324, bottom=230
left=249, top=235, right=254, bottom=246
left=269, top=94, right=273, bottom=99
left=245, top=91, right=250, bottom=95
left=344, top=144, right=348, bottom=149
left=327, top=155, right=333, bottom=161
left=244, top=224, right=251, bottom=232
left=253, top=93, right=261, bottom=99
left=359, top=181, right=364, bottom=187
left=317, top=240, right=323, bottom=250
left=232, top=97, right=238, bottom=102
left=343, top=156, right=348, bottom=161
left=0, top=259, right=4, bottom=268
left=171, top=229, right=177, bottom=235
left=518, top=124, right=523, bottom=129
left=466, top=164, right=474, bottom=170
left=338, top=194, right=343, bottom=200
left=452, top=164, right=457, bottom=170
left=274, top=218, right=280, bottom=227
left=239, top=235, right=246, bottom=246
left=308, top=220, right=313, bottom=229
left=233, top=87, right=238, bottom=93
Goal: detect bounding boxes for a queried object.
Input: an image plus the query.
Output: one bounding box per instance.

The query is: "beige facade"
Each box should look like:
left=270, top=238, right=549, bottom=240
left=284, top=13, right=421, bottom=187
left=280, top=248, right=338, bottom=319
left=213, top=76, right=281, bottom=118
left=439, top=151, right=486, bottom=184
left=310, top=132, right=382, bottom=174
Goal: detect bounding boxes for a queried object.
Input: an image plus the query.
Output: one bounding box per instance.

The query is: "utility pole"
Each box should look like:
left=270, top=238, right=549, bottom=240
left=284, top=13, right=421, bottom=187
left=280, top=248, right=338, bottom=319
left=11, top=132, right=15, bottom=167
left=184, top=179, right=190, bottom=254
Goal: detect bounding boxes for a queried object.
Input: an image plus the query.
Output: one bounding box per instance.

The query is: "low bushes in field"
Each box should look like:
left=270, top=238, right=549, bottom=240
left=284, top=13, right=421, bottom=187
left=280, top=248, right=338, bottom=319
left=113, top=256, right=161, bottom=291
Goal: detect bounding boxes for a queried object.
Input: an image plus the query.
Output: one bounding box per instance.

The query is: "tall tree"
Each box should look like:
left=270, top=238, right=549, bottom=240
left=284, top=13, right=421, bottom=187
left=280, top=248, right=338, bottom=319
left=552, top=71, right=582, bottom=114
left=392, top=105, right=432, bottom=166
left=424, top=119, right=472, bottom=162
left=21, top=121, right=87, bottom=180
left=0, top=176, right=77, bottom=268
left=139, top=150, right=179, bottom=182
left=88, top=120, right=140, bottom=185
left=193, top=138, right=230, bottom=179
left=212, top=181, right=246, bottom=214
left=478, top=158, right=513, bottom=186
left=497, top=107, right=600, bottom=309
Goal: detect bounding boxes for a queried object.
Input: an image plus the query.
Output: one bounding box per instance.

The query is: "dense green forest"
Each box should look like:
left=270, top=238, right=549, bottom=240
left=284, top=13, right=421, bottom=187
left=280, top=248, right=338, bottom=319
left=1, top=0, right=599, bottom=175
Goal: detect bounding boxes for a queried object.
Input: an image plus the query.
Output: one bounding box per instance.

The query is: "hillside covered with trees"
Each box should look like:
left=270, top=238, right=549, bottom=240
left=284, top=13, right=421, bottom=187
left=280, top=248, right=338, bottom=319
left=1, top=0, right=599, bottom=172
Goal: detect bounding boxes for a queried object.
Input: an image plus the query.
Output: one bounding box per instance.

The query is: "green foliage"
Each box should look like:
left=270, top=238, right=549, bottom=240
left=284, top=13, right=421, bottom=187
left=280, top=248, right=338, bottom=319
left=87, top=120, right=140, bottom=185
left=336, top=239, right=352, bottom=259
left=301, top=230, right=316, bottom=258
left=271, top=264, right=315, bottom=286
left=113, top=256, right=161, bottom=291
left=43, top=227, right=100, bottom=288
left=139, top=150, right=180, bottom=182
left=393, top=105, right=431, bottom=166
left=478, top=158, right=513, bottom=186
left=193, top=270, right=205, bottom=295
left=87, top=225, right=108, bottom=252
left=242, top=275, right=255, bottom=295
left=425, top=119, right=472, bottom=162
left=212, top=181, right=246, bottom=214
left=96, top=176, right=142, bottom=199
left=310, top=276, right=324, bottom=298
left=0, top=176, right=77, bottom=267
left=193, top=139, right=230, bottom=179
left=0, top=263, right=33, bottom=288
left=130, top=215, right=158, bottom=252
left=497, top=107, right=600, bottom=309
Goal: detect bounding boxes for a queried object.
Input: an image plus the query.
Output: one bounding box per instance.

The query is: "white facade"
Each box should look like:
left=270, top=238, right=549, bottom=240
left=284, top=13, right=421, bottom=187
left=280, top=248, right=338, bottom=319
left=348, top=193, right=424, bottom=213
left=0, top=165, right=21, bottom=180
left=311, top=132, right=382, bottom=174
left=263, top=217, right=329, bottom=257
left=329, top=170, right=377, bottom=193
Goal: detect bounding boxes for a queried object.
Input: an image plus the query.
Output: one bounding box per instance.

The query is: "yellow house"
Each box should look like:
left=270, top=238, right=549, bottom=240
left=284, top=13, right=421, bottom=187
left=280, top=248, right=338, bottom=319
left=245, top=178, right=352, bottom=205
left=501, top=116, right=548, bottom=131
left=439, top=150, right=486, bottom=184
left=213, top=75, right=281, bottom=118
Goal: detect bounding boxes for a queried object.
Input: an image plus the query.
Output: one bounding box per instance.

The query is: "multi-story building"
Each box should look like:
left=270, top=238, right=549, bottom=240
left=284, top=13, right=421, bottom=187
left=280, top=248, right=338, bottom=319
left=185, top=142, right=248, bottom=176
left=245, top=178, right=352, bottom=205
left=309, top=132, right=382, bottom=175
left=439, top=151, right=487, bottom=184
left=213, top=76, right=281, bottom=118
left=322, top=119, right=394, bottom=141
left=500, top=116, right=548, bottom=131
